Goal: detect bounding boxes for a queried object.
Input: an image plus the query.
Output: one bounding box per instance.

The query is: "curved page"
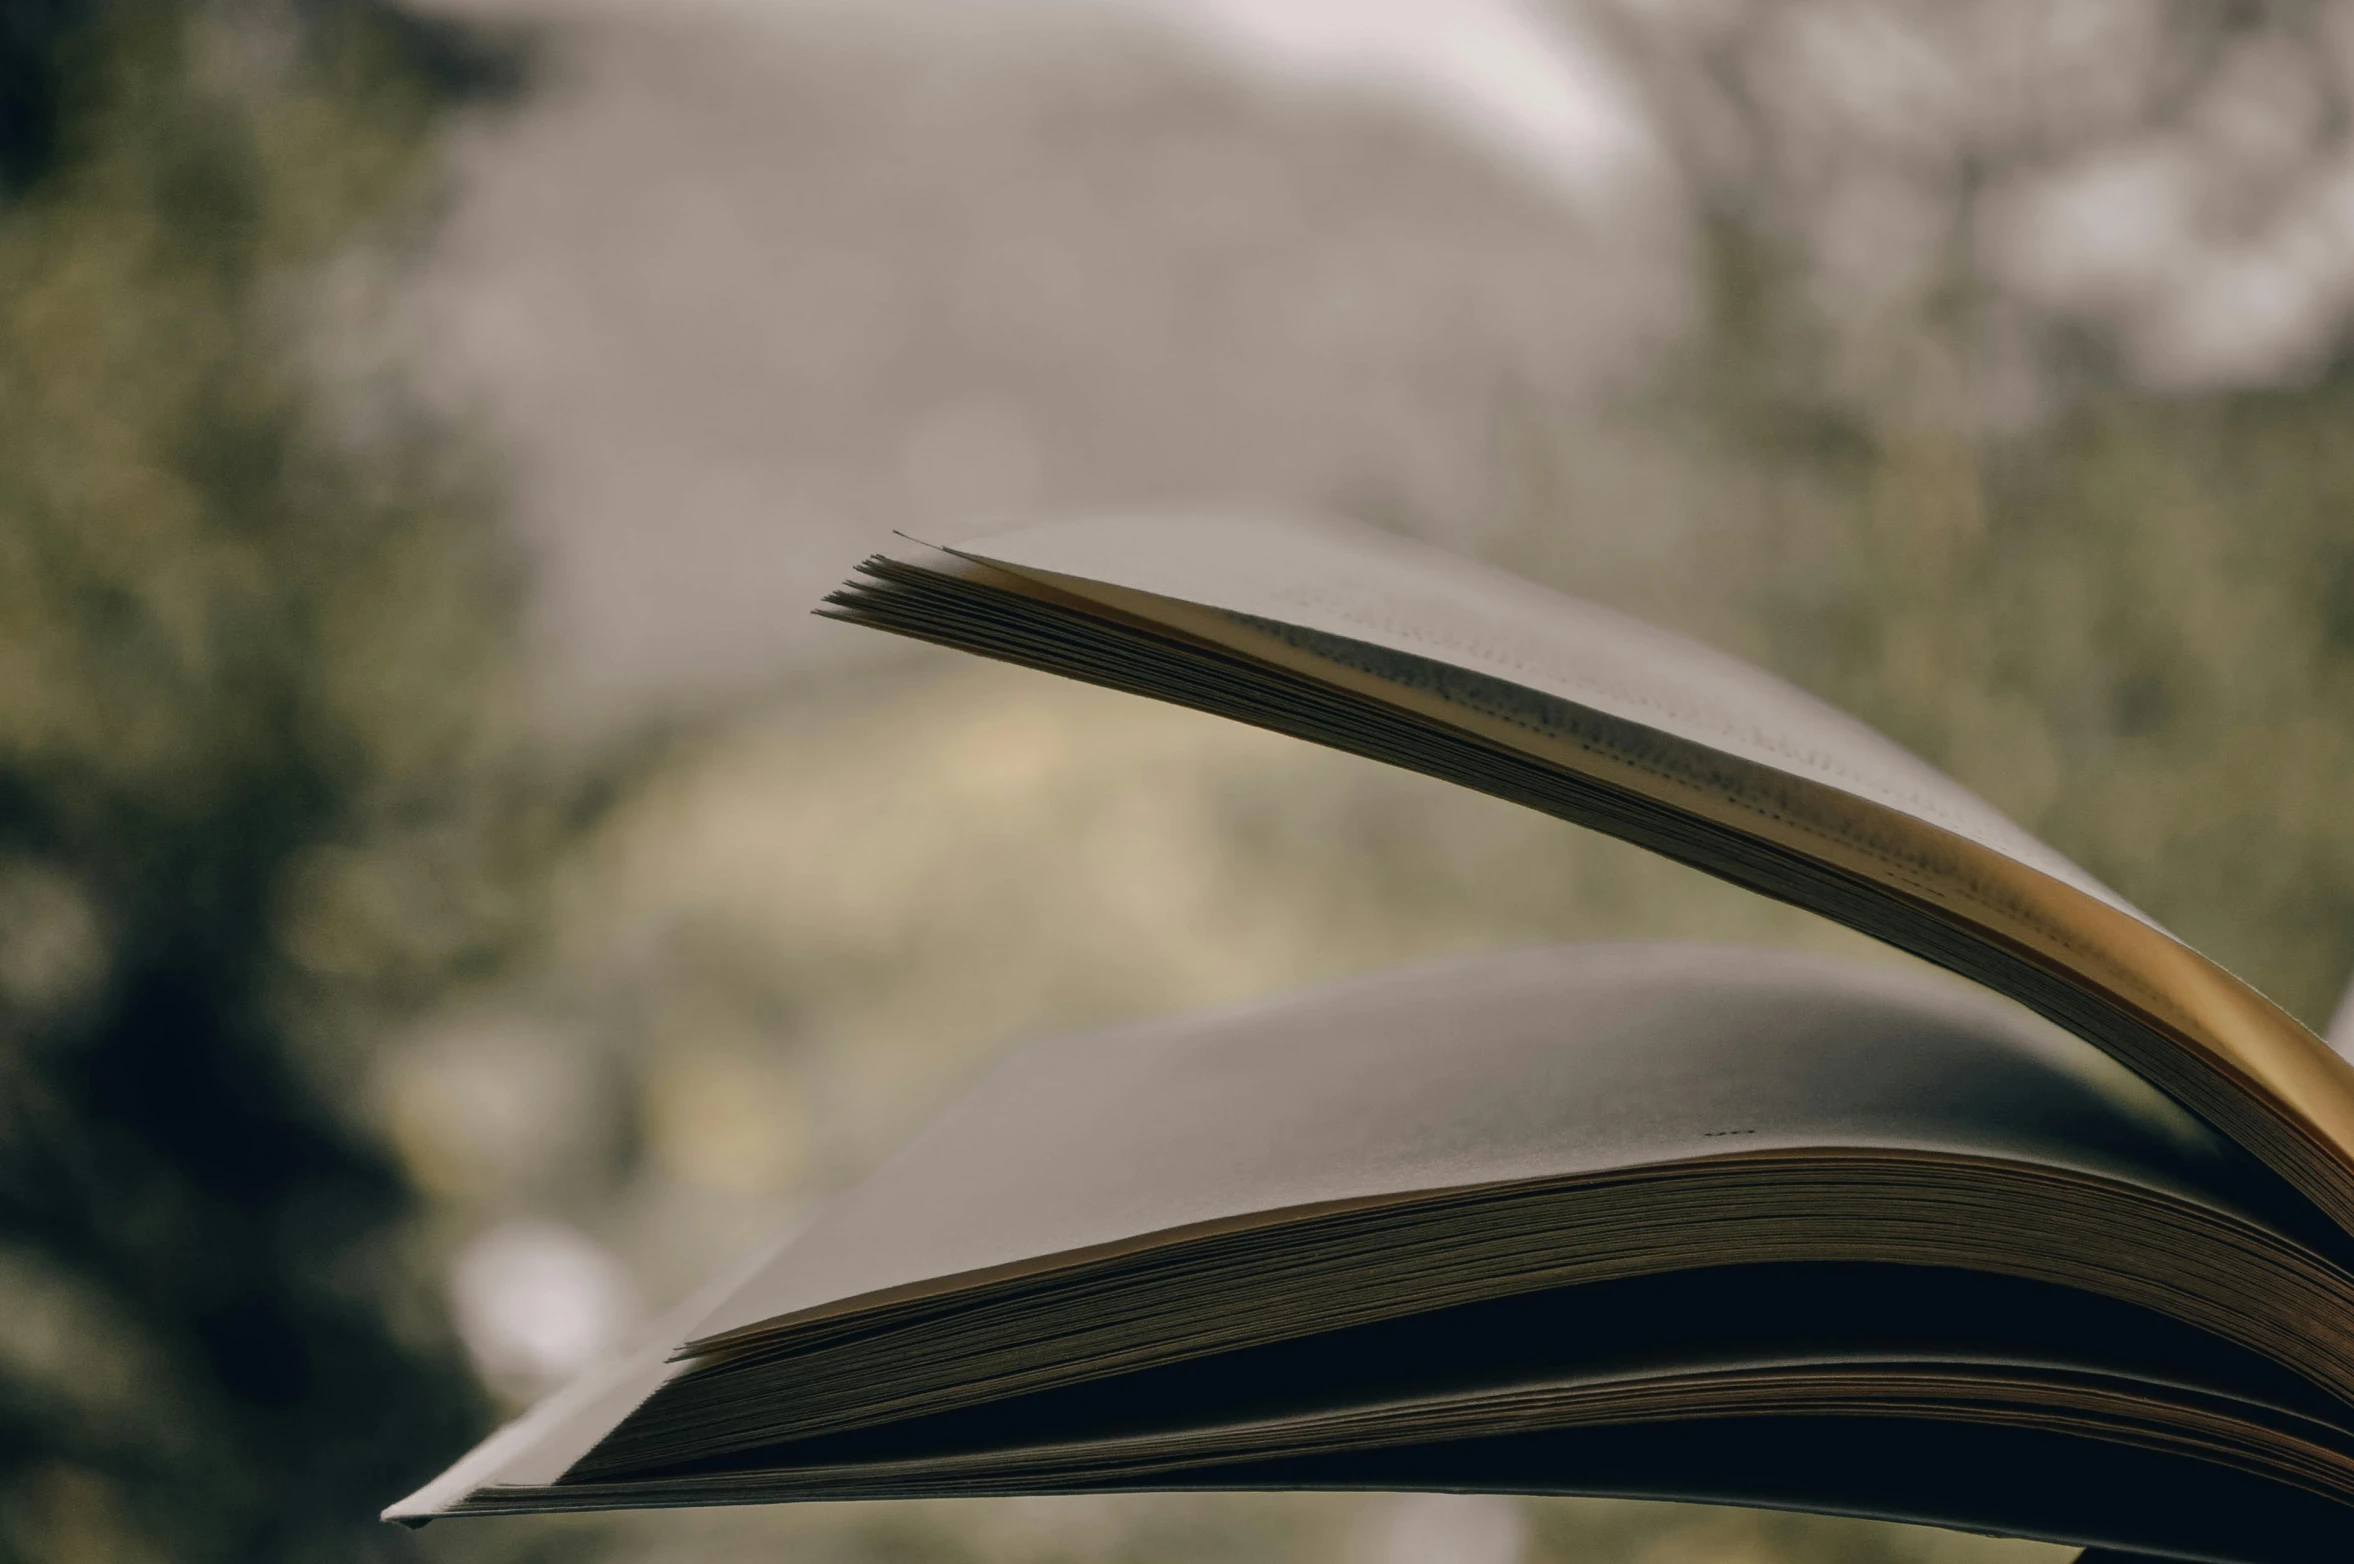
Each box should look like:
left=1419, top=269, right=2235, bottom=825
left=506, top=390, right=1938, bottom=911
left=682, top=945, right=2251, bottom=1344
left=389, top=944, right=2318, bottom=1519
left=831, top=514, right=2354, bottom=1233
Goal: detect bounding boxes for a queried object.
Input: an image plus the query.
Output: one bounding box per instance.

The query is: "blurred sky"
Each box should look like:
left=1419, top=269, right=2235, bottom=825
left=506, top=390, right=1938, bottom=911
left=398, top=0, right=1673, bottom=724
left=390, top=0, right=2354, bottom=731
left=1092, top=0, right=1649, bottom=193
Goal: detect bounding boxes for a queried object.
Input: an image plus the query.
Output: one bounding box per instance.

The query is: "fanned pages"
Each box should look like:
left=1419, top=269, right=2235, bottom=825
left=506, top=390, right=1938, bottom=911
left=386, top=515, right=2354, bottom=1562
left=817, top=515, right=2354, bottom=1235
left=392, top=947, right=2354, bottom=1559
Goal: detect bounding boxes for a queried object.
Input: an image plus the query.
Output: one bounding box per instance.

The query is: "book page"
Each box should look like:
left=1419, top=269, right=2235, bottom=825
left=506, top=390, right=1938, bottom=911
left=680, top=946, right=2252, bottom=1346
left=951, top=514, right=2138, bottom=921
left=937, top=514, right=2354, bottom=1229
left=381, top=1220, right=813, bottom=1516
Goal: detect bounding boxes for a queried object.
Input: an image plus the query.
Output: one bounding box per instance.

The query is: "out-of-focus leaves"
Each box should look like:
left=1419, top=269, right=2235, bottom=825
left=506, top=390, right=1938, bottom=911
left=0, top=2, right=549, bottom=1559
left=1577, top=0, right=2354, bottom=391
left=1570, top=0, right=2354, bottom=1025
left=0, top=0, right=96, bottom=197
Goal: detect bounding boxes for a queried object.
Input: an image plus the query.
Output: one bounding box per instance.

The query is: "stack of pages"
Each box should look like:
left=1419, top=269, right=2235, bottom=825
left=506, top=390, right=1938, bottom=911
left=389, top=516, right=2354, bottom=1563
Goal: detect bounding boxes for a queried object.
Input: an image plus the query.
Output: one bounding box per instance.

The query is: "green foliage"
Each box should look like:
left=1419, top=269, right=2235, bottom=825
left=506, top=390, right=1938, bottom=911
left=0, top=0, right=93, bottom=196
left=0, top=2, right=541, bottom=1558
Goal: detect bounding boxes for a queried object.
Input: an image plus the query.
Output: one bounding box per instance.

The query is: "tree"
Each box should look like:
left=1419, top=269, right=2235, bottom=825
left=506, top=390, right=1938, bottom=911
left=0, top=2, right=540, bottom=1558
left=1563, top=0, right=2354, bottom=1021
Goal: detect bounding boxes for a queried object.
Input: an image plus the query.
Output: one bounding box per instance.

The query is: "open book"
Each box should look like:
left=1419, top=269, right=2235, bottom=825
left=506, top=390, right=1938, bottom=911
left=389, top=515, right=2354, bottom=1561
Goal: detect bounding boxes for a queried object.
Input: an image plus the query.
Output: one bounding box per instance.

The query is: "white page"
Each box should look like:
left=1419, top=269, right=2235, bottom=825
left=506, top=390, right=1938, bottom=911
left=682, top=945, right=2239, bottom=1345
left=953, top=514, right=2146, bottom=923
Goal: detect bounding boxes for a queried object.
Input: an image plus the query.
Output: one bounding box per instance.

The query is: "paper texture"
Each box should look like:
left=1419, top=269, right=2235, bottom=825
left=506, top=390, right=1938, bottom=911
left=955, top=515, right=2141, bottom=921
left=686, top=945, right=2240, bottom=1344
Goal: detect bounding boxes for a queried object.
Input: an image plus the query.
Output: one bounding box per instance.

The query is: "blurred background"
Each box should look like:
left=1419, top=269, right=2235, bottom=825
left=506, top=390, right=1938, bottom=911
left=6, top=0, right=2354, bottom=1560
